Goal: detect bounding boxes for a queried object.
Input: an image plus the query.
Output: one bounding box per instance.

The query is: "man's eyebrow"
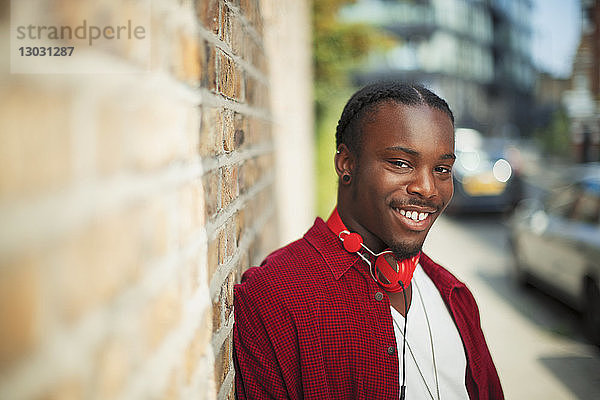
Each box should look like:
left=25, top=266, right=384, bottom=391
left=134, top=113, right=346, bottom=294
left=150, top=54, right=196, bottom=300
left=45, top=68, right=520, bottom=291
left=385, top=146, right=419, bottom=156
left=385, top=146, right=456, bottom=160
left=441, top=153, right=456, bottom=160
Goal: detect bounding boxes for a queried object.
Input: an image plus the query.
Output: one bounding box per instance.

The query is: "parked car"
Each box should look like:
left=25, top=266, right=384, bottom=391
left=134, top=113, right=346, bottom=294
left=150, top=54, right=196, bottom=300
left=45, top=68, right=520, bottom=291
left=447, top=129, right=523, bottom=213
left=508, top=165, right=600, bottom=345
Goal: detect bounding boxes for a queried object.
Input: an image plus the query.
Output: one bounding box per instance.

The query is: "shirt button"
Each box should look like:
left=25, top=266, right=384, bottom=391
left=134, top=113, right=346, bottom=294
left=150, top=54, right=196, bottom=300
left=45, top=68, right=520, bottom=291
left=375, top=291, right=384, bottom=301
left=387, top=346, right=395, bottom=355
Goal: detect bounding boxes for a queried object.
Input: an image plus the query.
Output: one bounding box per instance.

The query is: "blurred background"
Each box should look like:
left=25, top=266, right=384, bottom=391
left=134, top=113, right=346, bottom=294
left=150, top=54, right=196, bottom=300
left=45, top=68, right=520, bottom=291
left=0, top=0, right=599, bottom=399
left=313, top=0, right=600, bottom=398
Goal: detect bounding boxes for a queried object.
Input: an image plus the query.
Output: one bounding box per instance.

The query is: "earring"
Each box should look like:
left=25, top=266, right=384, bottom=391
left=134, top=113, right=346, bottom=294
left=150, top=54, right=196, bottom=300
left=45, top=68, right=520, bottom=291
left=342, top=174, right=351, bottom=183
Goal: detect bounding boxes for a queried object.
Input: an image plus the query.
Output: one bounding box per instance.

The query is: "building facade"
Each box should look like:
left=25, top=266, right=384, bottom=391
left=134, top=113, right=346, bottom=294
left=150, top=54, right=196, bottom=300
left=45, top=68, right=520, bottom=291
left=564, top=0, right=600, bottom=162
left=340, top=0, right=535, bottom=136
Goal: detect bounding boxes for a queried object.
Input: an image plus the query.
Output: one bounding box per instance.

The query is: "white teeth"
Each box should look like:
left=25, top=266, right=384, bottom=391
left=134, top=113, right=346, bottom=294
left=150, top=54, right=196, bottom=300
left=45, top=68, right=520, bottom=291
left=397, top=208, right=430, bottom=221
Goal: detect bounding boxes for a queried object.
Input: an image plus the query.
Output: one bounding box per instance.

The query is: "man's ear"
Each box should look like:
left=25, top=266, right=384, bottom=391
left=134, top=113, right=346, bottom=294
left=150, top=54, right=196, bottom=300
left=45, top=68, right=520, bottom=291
left=334, top=144, right=355, bottom=183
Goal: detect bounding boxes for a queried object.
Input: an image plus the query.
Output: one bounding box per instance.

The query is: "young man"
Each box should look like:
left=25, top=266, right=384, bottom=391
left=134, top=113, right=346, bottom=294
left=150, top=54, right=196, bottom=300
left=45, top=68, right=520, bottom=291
left=233, top=82, right=503, bottom=399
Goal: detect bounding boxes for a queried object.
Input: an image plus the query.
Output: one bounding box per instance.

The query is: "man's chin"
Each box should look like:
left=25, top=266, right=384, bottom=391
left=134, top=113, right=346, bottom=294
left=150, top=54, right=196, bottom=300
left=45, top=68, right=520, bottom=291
left=390, top=242, right=422, bottom=261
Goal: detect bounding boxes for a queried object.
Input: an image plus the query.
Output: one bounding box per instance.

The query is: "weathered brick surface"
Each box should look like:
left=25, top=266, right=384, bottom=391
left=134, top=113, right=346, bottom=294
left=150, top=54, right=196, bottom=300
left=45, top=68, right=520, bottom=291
left=0, top=256, right=41, bottom=369
left=0, top=0, right=296, bottom=398
left=0, top=86, right=72, bottom=198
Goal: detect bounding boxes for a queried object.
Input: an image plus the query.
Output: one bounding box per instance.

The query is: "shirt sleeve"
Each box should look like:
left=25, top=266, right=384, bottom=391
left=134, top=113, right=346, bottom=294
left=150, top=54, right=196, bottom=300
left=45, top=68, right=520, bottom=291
left=233, top=271, right=301, bottom=399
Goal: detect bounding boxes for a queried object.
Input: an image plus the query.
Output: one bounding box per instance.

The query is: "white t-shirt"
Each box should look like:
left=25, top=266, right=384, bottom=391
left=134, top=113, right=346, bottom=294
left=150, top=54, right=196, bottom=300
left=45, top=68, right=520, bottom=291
left=390, top=264, right=470, bottom=400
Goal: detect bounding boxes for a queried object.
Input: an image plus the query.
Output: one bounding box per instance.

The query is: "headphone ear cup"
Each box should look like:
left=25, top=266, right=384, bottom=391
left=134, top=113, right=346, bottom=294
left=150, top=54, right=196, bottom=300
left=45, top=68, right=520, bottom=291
left=342, top=232, right=363, bottom=252
left=374, top=253, right=419, bottom=292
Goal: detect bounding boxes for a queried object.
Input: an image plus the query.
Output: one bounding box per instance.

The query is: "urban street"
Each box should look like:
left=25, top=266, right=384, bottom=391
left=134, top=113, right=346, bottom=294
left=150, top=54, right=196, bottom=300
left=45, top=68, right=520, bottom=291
left=423, top=213, right=600, bottom=399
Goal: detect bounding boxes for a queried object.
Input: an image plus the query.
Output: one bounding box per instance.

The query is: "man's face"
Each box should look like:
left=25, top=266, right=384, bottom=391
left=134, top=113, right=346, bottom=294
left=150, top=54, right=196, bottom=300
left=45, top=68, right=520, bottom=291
left=345, top=101, right=455, bottom=258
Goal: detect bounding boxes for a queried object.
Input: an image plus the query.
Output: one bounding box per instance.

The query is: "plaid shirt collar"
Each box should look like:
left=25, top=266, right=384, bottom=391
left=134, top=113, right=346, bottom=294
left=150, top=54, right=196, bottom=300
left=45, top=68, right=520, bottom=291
left=303, top=217, right=366, bottom=280
left=303, top=217, right=464, bottom=294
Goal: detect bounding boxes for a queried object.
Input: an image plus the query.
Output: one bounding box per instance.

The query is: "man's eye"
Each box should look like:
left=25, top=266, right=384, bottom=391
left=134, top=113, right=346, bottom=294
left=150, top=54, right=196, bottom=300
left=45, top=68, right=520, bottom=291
left=390, top=160, right=410, bottom=168
left=435, top=166, right=452, bottom=174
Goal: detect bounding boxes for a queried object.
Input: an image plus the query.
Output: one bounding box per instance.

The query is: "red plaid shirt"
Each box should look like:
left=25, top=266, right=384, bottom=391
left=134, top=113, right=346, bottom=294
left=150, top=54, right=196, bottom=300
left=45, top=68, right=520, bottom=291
left=233, top=218, right=504, bottom=399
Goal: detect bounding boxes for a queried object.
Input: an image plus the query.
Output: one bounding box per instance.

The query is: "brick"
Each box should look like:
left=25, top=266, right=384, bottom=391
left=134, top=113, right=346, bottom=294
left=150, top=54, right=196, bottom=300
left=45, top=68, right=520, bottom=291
left=239, top=0, right=253, bottom=24
left=216, top=219, right=236, bottom=265
left=226, top=219, right=236, bottom=259
left=220, top=4, right=233, bottom=45
left=95, top=338, right=131, bottom=399
left=199, top=107, right=222, bottom=157
left=223, top=271, right=235, bottom=320
left=220, top=166, right=238, bottom=209
left=259, top=153, right=275, bottom=173
left=197, top=0, right=220, bottom=34
left=245, top=116, right=258, bottom=146
left=244, top=75, right=257, bottom=107
left=247, top=117, right=272, bottom=145
left=176, top=29, right=201, bottom=85
left=214, top=334, right=232, bottom=393
left=0, top=256, right=41, bottom=370
left=241, top=0, right=263, bottom=36
left=56, top=211, right=140, bottom=322
left=212, top=296, right=222, bottom=334
left=234, top=112, right=247, bottom=150
left=235, top=210, right=244, bottom=244
left=222, top=109, right=236, bottom=152
left=207, top=236, right=219, bottom=281
left=218, top=227, right=227, bottom=265
left=203, top=170, right=221, bottom=218
left=243, top=35, right=259, bottom=68
left=237, top=159, right=251, bottom=195
left=230, top=15, right=245, bottom=57
left=245, top=75, right=268, bottom=109
left=191, top=180, right=206, bottom=228
left=143, top=283, right=182, bottom=354
left=217, top=52, right=243, bottom=100
left=202, top=42, right=217, bottom=91
left=0, top=85, right=72, bottom=199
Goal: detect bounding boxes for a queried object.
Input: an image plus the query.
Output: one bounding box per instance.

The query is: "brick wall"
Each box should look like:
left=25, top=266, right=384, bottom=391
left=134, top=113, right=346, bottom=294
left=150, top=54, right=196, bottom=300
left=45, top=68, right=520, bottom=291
left=0, top=0, right=312, bottom=399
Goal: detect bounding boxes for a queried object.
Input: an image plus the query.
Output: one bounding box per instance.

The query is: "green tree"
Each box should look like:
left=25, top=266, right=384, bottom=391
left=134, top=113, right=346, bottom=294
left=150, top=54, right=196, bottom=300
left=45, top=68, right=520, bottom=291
left=312, top=0, right=393, bottom=216
left=534, top=108, right=571, bottom=158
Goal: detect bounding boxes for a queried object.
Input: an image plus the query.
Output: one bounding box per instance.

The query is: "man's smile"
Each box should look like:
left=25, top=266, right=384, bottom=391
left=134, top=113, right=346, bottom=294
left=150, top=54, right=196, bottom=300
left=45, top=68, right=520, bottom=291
left=391, top=205, right=437, bottom=231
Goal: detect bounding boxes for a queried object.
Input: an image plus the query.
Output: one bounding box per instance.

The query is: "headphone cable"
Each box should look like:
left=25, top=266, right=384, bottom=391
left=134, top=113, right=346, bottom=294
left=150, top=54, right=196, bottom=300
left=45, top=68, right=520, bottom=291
left=400, top=280, right=408, bottom=400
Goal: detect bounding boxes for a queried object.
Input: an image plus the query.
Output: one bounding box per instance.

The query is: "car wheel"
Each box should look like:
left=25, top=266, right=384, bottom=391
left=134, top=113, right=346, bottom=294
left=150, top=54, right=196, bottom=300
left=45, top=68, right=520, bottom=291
left=583, top=281, right=600, bottom=347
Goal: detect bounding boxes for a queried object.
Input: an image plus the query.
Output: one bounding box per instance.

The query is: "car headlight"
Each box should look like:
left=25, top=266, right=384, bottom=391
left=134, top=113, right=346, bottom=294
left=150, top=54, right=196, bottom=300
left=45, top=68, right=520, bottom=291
left=492, top=159, right=512, bottom=183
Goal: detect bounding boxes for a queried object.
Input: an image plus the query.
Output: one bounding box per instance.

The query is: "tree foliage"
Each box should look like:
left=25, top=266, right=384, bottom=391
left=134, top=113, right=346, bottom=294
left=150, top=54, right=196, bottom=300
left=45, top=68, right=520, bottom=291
left=534, top=107, right=571, bottom=157
left=312, top=0, right=393, bottom=120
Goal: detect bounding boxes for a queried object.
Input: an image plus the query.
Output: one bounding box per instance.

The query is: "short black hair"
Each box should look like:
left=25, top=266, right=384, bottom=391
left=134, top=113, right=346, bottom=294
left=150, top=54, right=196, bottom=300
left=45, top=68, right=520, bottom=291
left=335, top=82, right=454, bottom=153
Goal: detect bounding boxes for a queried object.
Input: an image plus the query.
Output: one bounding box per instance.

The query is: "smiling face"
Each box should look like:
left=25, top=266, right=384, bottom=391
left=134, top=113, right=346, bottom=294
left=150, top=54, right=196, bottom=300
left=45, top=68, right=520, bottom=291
left=336, top=101, right=455, bottom=259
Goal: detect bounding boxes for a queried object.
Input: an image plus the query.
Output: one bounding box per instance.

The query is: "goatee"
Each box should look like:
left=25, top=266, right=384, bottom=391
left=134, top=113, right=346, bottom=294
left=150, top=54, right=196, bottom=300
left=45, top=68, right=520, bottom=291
left=390, top=242, right=421, bottom=261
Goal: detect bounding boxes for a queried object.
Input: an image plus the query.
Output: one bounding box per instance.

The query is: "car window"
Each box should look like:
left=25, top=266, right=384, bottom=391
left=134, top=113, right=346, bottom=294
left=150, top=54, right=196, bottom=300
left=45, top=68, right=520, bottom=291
left=572, top=187, right=600, bottom=225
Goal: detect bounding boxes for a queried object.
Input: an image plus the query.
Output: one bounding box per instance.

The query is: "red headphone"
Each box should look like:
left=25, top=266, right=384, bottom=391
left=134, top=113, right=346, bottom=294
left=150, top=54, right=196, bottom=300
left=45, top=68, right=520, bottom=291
left=326, top=208, right=419, bottom=293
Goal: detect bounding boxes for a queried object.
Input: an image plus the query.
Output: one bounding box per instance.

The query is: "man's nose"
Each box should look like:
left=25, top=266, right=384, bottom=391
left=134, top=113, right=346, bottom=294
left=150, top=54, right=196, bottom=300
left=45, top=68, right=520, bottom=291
left=406, top=170, right=437, bottom=198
